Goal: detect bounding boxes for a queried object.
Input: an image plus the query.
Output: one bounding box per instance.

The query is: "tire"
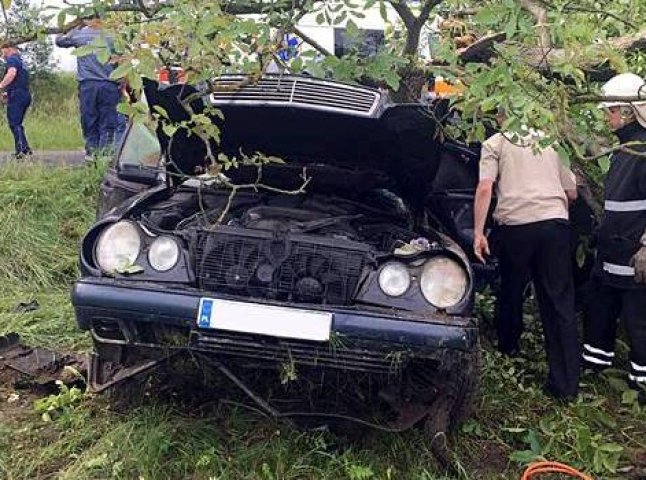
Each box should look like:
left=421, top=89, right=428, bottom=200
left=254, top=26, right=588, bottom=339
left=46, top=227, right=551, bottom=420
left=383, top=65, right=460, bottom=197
left=449, top=347, right=482, bottom=428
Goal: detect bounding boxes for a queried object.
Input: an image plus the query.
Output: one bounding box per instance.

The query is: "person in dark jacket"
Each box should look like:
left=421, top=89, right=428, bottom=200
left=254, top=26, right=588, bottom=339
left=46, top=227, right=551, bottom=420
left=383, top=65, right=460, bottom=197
left=0, top=46, right=32, bottom=157
left=582, top=72, right=646, bottom=397
left=55, top=18, right=120, bottom=156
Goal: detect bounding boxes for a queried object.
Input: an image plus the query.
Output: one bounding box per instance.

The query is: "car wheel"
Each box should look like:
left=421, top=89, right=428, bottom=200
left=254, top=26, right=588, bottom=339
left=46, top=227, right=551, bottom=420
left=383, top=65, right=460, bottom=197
left=423, top=348, right=481, bottom=471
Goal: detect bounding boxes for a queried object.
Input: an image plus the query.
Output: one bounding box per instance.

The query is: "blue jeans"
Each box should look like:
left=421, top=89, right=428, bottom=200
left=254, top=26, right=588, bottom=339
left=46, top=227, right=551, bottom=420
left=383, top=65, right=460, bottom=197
left=6, top=89, right=32, bottom=155
left=78, top=80, right=120, bottom=155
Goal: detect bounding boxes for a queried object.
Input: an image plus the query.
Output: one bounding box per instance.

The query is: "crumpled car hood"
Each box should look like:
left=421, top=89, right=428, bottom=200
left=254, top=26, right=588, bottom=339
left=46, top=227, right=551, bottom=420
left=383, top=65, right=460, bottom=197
left=143, top=77, right=443, bottom=207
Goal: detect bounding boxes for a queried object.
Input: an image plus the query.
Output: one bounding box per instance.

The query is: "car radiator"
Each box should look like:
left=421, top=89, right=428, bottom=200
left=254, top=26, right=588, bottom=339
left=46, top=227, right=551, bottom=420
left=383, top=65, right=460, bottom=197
left=192, top=226, right=373, bottom=306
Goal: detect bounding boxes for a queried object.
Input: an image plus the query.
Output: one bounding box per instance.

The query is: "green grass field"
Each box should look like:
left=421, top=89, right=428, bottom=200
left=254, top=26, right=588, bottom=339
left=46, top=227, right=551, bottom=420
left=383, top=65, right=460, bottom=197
left=0, top=75, right=84, bottom=151
left=0, top=164, right=644, bottom=479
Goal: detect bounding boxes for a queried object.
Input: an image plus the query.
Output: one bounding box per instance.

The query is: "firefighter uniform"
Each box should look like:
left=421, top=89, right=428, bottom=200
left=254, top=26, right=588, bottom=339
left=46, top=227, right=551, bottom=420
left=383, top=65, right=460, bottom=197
left=583, top=121, right=646, bottom=388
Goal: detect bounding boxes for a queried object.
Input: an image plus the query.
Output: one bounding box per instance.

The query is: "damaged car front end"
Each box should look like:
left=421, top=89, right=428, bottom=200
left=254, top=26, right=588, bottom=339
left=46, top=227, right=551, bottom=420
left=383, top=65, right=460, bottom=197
left=73, top=75, right=480, bottom=433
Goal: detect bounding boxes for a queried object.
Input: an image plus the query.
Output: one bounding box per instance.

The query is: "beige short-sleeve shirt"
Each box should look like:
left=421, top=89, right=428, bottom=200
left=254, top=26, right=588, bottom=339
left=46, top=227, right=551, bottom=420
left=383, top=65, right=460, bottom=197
left=479, top=132, right=576, bottom=226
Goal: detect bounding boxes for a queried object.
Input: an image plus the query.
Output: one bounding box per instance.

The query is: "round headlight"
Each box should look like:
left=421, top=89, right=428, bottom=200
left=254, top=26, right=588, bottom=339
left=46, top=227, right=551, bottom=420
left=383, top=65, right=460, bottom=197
left=148, top=236, right=180, bottom=272
left=420, top=256, right=468, bottom=308
left=95, top=221, right=141, bottom=273
left=378, top=262, right=411, bottom=297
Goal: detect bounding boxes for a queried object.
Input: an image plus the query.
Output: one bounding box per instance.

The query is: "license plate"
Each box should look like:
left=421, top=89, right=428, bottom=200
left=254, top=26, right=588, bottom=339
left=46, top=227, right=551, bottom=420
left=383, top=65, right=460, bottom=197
left=197, top=298, right=332, bottom=341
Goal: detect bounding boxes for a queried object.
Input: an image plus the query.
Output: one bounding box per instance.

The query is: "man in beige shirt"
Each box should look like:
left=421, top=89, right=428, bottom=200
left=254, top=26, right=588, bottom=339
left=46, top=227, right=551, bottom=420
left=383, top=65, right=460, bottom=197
left=473, top=113, right=579, bottom=400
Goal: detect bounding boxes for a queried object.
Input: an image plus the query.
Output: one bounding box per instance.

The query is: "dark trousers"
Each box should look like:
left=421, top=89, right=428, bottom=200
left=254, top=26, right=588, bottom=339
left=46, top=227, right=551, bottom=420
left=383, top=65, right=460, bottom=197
left=496, top=219, right=580, bottom=397
left=582, top=278, right=646, bottom=386
left=78, top=80, right=120, bottom=155
left=6, top=89, right=32, bottom=155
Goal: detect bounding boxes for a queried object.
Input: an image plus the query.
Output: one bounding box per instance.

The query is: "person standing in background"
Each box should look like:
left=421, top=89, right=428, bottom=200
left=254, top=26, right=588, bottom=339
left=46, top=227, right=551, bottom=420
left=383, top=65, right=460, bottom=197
left=0, top=46, right=32, bottom=158
left=55, top=17, right=120, bottom=157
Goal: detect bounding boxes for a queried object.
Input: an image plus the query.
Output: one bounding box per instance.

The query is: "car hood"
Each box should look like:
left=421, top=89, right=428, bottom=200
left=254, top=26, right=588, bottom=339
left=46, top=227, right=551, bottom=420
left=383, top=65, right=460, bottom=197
left=143, top=77, right=443, bottom=207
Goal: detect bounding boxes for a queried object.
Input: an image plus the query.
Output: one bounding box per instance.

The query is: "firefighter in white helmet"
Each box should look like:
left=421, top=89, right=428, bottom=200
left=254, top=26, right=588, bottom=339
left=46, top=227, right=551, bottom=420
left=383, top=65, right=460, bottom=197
left=582, top=72, right=646, bottom=398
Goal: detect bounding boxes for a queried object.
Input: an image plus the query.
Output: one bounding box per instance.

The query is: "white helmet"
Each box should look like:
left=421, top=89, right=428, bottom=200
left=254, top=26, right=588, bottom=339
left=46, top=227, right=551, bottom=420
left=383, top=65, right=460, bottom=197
left=599, top=72, right=646, bottom=129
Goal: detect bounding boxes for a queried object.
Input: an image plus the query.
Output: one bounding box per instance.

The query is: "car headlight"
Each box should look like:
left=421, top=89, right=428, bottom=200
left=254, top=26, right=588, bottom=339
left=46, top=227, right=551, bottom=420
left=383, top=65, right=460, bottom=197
left=148, top=236, right=180, bottom=272
left=378, top=262, right=411, bottom=297
left=420, top=256, right=468, bottom=308
left=95, top=221, right=141, bottom=273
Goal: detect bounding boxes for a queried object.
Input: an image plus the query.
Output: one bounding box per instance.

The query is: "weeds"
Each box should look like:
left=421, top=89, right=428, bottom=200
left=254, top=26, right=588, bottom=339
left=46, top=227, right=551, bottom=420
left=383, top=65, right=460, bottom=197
left=0, top=74, right=83, bottom=151
left=0, top=164, right=645, bottom=479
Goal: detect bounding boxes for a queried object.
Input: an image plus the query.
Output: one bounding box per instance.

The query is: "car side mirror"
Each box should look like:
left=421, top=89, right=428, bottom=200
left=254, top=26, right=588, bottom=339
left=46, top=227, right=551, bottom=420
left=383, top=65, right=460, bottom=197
left=116, top=120, right=163, bottom=186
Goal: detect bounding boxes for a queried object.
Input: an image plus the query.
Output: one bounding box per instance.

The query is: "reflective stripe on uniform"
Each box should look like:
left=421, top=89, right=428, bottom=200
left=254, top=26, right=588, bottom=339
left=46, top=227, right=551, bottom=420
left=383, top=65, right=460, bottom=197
left=605, top=199, right=646, bottom=212
left=584, top=344, right=615, bottom=357
left=629, top=373, right=646, bottom=383
left=631, top=361, right=646, bottom=372
left=603, top=262, right=635, bottom=276
left=582, top=354, right=612, bottom=366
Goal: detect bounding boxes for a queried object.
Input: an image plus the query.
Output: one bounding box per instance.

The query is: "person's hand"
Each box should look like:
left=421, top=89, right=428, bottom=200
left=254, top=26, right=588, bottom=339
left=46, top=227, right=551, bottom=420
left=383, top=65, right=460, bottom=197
left=630, top=245, right=646, bottom=283
left=0, top=92, right=7, bottom=104
left=473, top=232, right=490, bottom=264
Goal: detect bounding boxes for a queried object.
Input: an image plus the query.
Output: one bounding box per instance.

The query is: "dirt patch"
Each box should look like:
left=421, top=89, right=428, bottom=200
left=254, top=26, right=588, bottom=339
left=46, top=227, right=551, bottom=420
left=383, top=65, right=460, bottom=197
left=465, top=440, right=511, bottom=477
left=0, top=333, right=86, bottom=425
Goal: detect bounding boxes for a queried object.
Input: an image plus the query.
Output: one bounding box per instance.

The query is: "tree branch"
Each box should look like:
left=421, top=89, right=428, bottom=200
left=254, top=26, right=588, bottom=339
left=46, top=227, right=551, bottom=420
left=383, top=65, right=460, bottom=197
left=388, top=1, right=415, bottom=30
left=520, top=0, right=550, bottom=49
left=0, top=0, right=308, bottom=47
left=291, top=26, right=332, bottom=57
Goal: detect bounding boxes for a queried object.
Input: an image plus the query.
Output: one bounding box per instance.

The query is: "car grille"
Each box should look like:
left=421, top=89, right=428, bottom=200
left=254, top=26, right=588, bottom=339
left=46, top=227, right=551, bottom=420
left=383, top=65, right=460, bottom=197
left=193, top=226, right=373, bottom=306
left=208, top=75, right=381, bottom=116
left=191, top=331, right=400, bottom=373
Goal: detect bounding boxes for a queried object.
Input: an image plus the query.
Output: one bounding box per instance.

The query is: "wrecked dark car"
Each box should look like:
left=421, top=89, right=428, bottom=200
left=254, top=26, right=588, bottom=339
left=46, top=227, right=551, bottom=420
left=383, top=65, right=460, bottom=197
left=73, top=75, right=481, bottom=437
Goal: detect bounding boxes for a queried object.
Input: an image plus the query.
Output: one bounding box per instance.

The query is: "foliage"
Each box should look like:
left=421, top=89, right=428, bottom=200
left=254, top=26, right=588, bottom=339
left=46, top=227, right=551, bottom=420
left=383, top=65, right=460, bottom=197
left=3, top=0, right=57, bottom=77
left=2, top=0, right=644, bottom=193
left=0, top=164, right=644, bottom=479
left=33, top=380, right=86, bottom=423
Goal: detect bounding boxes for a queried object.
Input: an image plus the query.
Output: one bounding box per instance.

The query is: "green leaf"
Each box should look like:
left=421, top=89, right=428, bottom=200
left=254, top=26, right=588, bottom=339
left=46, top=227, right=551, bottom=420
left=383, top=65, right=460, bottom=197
left=509, top=450, right=540, bottom=464
left=162, top=123, right=179, bottom=137
left=597, top=156, right=611, bottom=173
left=1, top=0, right=11, bottom=9
left=599, top=443, right=623, bottom=453
left=115, top=264, right=144, bottom=275
left=622, top=389, right=639, bottom=405
left=96, top=47, right=110, bottom=65
left=379, top=1, right=388, bottom=22
left=109, top=62, right=132, bottom=81
left=57, top=10, right=67, bottom=29
left=153, top=105, right=169, bottom=119
left=72, top=44, right=95, bottom=58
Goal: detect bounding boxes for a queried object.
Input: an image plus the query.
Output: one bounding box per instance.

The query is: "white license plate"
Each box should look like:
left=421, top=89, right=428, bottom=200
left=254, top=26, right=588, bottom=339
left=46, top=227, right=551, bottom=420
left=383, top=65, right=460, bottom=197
left=196, top=298, right=332, bottom=342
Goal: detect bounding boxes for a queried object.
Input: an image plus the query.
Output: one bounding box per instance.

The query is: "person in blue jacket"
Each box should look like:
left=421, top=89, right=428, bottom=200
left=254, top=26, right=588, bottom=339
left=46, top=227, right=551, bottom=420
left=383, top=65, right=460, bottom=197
left=55, top=17, right=120, bottom=157
left=0, top=46, right=32, bottom=158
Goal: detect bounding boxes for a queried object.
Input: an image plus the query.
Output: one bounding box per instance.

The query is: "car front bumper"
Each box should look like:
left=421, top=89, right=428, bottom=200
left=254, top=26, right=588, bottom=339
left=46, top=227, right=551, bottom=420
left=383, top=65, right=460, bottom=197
left=72, top=278, right=478, bottom=372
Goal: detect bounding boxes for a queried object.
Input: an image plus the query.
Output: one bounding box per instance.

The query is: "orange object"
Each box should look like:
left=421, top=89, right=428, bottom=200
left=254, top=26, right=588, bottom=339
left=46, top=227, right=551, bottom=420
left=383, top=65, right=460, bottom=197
left=521, top=461, right=594, bottom=480
left=433, top=77, right=464, bottom=97
left=158, top=67, right=187, bottom=85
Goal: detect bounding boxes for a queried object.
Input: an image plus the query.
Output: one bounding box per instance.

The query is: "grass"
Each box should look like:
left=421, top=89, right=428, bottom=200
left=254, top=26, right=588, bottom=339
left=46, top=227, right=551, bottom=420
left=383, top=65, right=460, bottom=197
left=0, top=74, right=84, bottom=151
left=0, top=163, right=644, bottom=479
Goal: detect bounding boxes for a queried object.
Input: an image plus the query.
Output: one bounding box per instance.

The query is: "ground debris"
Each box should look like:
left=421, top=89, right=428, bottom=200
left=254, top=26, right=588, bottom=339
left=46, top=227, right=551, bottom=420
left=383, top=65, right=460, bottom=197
left=0, top=332, right=86, bottom=391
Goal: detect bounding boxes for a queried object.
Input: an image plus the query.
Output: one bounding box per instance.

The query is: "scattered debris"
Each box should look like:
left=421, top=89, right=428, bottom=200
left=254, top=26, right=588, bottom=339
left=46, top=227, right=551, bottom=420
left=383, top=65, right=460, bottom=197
left=0, top=333, right=86, bottom=392
left=11, top=299, right=40, bottom=314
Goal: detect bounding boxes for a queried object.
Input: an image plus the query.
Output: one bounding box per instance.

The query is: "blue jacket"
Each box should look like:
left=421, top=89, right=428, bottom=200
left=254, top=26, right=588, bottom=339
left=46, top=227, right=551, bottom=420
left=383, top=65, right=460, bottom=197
left=55, top=26, right=116, bottom=82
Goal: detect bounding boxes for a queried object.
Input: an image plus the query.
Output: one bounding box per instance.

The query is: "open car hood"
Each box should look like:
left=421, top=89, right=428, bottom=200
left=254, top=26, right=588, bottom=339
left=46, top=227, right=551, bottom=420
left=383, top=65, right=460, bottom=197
left=143, top=76, right=444, bottom=207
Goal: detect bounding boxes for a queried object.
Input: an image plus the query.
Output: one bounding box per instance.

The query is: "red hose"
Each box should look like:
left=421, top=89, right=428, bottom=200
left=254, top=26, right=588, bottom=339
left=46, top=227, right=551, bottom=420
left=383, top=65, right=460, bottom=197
left=521, top=461, right=594, bottom=480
